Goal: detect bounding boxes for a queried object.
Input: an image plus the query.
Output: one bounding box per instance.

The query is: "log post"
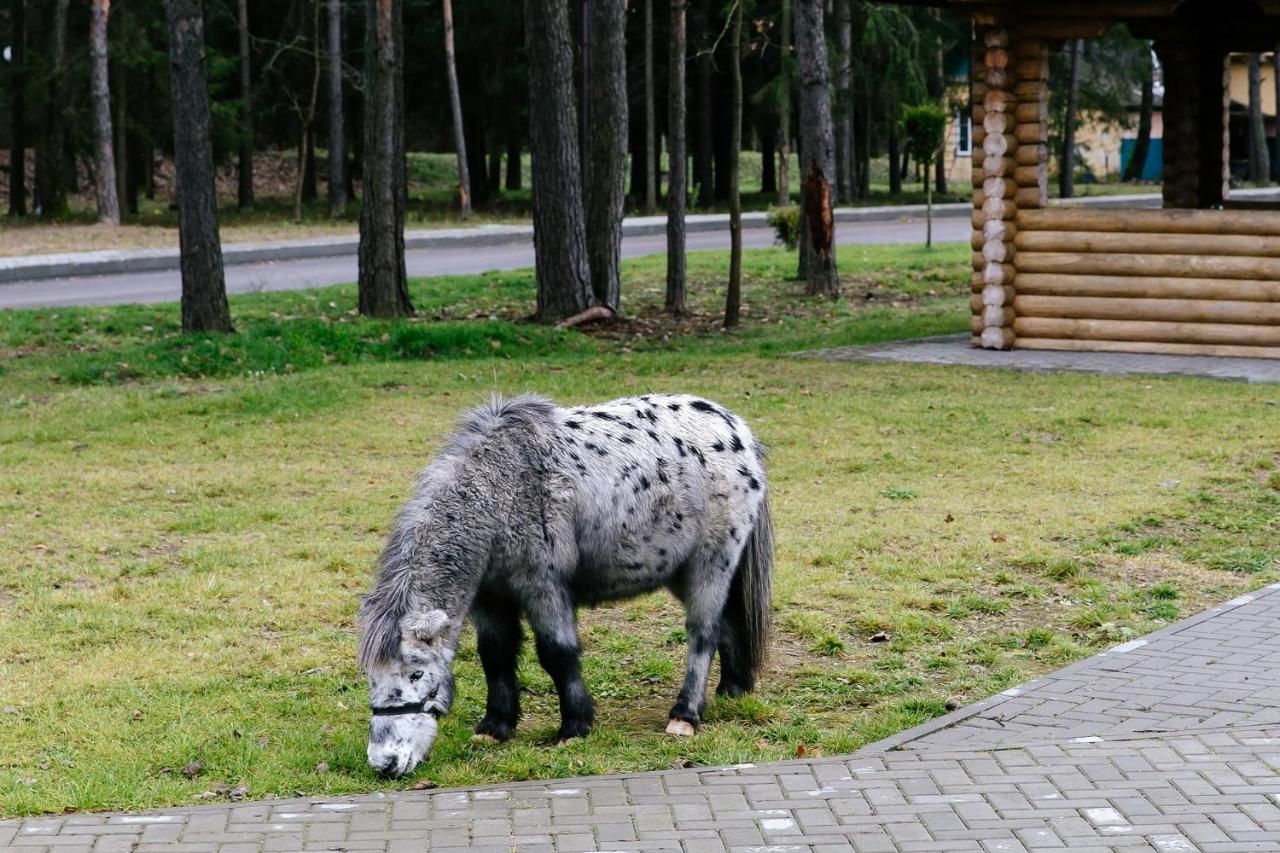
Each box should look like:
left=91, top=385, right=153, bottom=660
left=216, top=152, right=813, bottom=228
left=1157, top=40, right=1228, bottom=210
left=972, top=24, right=1017, bottom=350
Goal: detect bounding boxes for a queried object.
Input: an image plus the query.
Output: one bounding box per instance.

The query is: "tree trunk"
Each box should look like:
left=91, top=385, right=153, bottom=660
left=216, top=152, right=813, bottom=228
left=8, top=0, right=27, bottom=216
left=695, top=0, right=714, bottom=207
left=644, top=0, right=657, bottom=212
left=855, top=92, right=870, bottom=197
left=164, top=0, right=232, bottom=333
left=488, top=143, right=501, bottom=193
left=237, top=0, right=254, bottom=209
left=1249, top=52, right=1271, bottom=185
left=759, top=119, right=776, bottom=196
left=327, top=0, right=346, bottom=216
left=464, top=105, right=491, bottom=206
left=358, top=0, right=413, bottom=318
left=524, top=0, right=594, bottom=321
left=777, top=0, right=791, bottom=206
left=113, top=42, right=129, bottom=213
left=294, top=0, right=322, bottom=221
left=932, top=9, right=946, bottom=195
left=724, top=0, right=743, bottom=328
left=666, top=0, right=687, bottom=314
left=442, top=0, right=471, bottom=216
left=1124, top=52, right=1154, bottom=182
left=795, top=0, right=839, bottom=298
left=90, top=0, right=121, bottom=224
left=833, top=0, right=852, bottom=204
left=1274, top=47, right=1280, bottom=182
left=887, top=117, right=901, bottom=194
left=505, top=134, right=522, bottom=189
left=36, top=0, right=71, bottom=218
left=1060, top=38, right=1082, bottom=200
left=585, top=0, right=627, bottom=313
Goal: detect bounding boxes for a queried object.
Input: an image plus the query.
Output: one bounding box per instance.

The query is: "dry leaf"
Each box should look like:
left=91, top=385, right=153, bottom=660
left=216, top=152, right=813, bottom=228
left=794, top=744, right=807, bottom=758
left=229, top=784, right=250, bottom=801
left=991, top=534, right=1006, bottom=543
left=181, top=761, right=204, bottom=779
left=131, top=710, right=143, bottom=720
left=670, top=758, right=695, bottom=769
left=314, top=762, right=329, bottom=774
left=944, top=513, right=954, bottom=523
left=410, top=780, right=438, bottom=790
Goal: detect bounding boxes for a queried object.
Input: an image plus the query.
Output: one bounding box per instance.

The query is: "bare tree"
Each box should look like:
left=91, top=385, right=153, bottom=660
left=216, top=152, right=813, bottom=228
left=644, top=0, right=657, bottom=213
left=1249, top=53, right=1271, bottom=185
left=35, top=0, right=71, bottom=218
left=666, top=0, right=688, bottom=314
left=776, top=0, right=791, bottom=206
left=1059, top=39, right=1082, bottom=200
left=237, top=0, right=254, bottom=209
left=724, top=0, right=743, bottom=329
left=8, top=0, right=27, bottom=216
left=795, top=0, right=839, bottom=297
left=327, top=0, right=346, bottom=216
left=442, top=0, right=471, bottom=216
left=90, top=0, right=121, bottom=224
left=164, top=0, right=233, bottom=332
left=358, top=0, right=413, bottom=317
left=1123, top=46, right=1154, bottom=182
left=524, top=0, right=594, bottom=321
left=585, top=0, right=627, bottom=313
left=293, top=0, right=322, bottom=221
left=833, top=0, right=852, bottom=204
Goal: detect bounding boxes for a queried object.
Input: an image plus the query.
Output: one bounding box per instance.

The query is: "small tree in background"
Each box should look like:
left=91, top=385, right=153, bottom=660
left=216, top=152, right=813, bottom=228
left=901, top=103, right=946, bottom=249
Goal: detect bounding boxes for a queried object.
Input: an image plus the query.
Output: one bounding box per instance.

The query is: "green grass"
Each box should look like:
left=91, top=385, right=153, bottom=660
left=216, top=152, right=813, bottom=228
left=1, top=243, right=1278, bottom=816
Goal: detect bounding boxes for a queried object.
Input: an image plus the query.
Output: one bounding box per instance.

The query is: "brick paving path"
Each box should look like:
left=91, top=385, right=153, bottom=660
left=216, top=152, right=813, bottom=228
left=7, top=583, right=1280, bottom=853
left=797, top=334, right=1280, bottom=384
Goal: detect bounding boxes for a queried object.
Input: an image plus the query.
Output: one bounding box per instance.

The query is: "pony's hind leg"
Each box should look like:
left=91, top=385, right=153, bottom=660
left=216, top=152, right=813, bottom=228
left=666, top=544, right=737, bottom=735
left=525, top=588, right=595, bottom=743
left=715, top=612, right=754, bottom=698
left=473, top=591, right=523, bottom=742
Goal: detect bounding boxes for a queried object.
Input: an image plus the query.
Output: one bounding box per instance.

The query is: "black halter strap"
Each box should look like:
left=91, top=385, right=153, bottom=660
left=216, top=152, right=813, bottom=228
left=370, top=701, right=441, bottom=718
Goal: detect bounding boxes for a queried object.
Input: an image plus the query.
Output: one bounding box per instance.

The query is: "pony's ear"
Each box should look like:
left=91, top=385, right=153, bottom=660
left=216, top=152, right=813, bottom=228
left=401, top=609, right=450, bottom=644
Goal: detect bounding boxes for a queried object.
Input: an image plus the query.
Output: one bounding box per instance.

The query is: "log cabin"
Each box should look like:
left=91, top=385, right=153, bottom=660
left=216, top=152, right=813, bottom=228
left=889, top=0, right=1280, bottom=359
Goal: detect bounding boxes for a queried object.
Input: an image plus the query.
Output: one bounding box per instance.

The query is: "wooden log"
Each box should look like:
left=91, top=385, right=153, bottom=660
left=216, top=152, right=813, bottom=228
left=1015, top=143, right=1048, bottom=166
left=971, top=210, right=986, bottom=230
left=973, top=105, right=987, bottom=126
left=1014, top=123, right=1047, bottom=145
left=984, top=263, right=1015, bottom=287
left=983, top=305, right=1017, bottom=327
left=983, top=110, right=1012, bottom=135
left=1016, top=206, right=1280, bottom=237
left=972, top=125, right=986, bottom=147
left=982, top=28, right=1009, bottom=49
left=981, top=195, right=1012, bottom=220
left=1014, top=186, right=1047, bottom=209
left=983, top=176, right=1017, bottom=200
left=1011, top=38, right=1046, bottom=60
left=983, top=217, right=1016, bottom=242
left=970, top=270, right=986, bottom=291
left=983, top=155, right=1016, bottom=177
left=983, top=89, right=1014, bottom=113
left=1013, top=337, right=1280, bottom=360
left=1014, top=273, right=1280, bottom=302
left=985, top=67, right=1010, bottom=90
left=1012, top=316, right=1280, bottom=346
left=971, top=334, right=983, bottom=348
left=1014, top=230, right=1280, bottom=258
left=981, top=283, right=1015, bottom=305
left=971, top=188, right=985, bottom=208
left=982, top=240, right=1014, bottom=263
left=972, top=251, right=986, bottom=271
left=1013, top=101, right=1047, bottom=125
left=1013, top=80, right=1048, bottom=101
left=969, top=293, right=985, bottom=312
left=1015, top=251, right=1280, bottom=281
left=1013, top=57, right=1049, bottom=81
left=970, top=231, right=985, bottom=252
left=985, top=46, right=1009, bottom=69
left=980, top=325, right=1016, bottom=349
left=971, top=166, right=985, bottom=189
left=1014, top=294, right=1280, bottom=325
left=1013, top=165, right=1043, bottom=186
left=982, top=132, right=1017, bottom=157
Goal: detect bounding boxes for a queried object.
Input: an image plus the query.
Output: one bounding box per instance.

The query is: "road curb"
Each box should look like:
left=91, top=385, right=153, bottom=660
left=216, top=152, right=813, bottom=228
left=6, top=188, right=1279, bottom=285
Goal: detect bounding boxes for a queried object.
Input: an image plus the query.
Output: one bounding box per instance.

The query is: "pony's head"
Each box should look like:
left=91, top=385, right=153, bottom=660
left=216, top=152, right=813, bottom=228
left=361, top=608, right=456, bottom=778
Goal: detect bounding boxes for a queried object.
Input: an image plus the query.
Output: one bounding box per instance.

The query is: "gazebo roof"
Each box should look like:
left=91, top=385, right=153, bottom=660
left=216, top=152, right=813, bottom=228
left=884, top=0, right=1280, bottom=45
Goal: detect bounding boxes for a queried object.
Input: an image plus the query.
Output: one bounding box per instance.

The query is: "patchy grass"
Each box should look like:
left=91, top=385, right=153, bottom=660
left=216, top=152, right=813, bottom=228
left=1, top=245, right=1278, bottom=815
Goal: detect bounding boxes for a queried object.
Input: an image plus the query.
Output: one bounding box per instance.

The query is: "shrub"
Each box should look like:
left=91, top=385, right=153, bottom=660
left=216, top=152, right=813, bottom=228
left=767, top=206, right=801, bottom=250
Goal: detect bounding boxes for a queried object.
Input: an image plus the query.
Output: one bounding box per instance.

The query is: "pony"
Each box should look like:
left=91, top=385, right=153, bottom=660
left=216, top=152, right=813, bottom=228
left=357, top=393, right=773, bottom=778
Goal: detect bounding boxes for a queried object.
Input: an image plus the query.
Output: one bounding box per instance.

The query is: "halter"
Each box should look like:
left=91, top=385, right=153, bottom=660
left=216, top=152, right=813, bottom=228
left=369, top=701, right=442, bottom=718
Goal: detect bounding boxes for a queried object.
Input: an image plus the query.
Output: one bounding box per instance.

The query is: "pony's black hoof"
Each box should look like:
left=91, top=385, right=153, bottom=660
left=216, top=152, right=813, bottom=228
left=474, top=718, right=515, bottom=742
left=554, top=720, right=592, bottom=743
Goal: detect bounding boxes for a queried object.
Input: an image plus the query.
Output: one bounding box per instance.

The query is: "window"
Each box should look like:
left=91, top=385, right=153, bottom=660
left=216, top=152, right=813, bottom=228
left=955, top=110, right=972, bottom=156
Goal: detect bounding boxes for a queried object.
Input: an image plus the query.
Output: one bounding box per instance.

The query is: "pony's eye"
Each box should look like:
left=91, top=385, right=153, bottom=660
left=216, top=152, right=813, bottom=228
left=409, top=671, right=424, bottom=682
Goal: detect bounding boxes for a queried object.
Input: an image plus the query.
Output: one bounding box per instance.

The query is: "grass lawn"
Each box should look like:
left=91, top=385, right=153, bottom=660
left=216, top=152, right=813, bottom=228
left=1, top=244, right=1277, bottom=816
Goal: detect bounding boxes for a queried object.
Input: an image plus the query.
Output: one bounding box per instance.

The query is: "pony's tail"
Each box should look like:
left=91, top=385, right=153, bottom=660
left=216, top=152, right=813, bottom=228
left=728, top=491, right=774, bottom=684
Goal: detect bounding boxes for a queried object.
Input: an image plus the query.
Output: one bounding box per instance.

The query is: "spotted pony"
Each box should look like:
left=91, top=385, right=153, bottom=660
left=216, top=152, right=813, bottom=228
left=358, top=393, right=773, bottom=778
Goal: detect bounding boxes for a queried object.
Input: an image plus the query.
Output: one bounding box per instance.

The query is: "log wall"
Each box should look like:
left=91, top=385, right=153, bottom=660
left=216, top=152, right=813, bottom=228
left=1011, top=207, right=1280, bottom=358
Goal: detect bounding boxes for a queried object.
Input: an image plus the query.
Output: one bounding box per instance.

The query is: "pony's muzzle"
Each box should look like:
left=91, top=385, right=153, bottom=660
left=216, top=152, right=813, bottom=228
left=367, top=713, right=438, bottom=778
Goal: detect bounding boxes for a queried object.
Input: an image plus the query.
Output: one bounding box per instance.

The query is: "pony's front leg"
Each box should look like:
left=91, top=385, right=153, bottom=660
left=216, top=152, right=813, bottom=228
left=473, top=591, right=522, bottom=742
left=526, top=589, right=594, bottom=743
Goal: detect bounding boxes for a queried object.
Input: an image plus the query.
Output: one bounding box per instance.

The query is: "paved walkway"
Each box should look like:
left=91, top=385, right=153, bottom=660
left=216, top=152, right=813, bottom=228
left=7, top=583, right=1280, bottom=852
left=800, top=334, right=1280, bottom=384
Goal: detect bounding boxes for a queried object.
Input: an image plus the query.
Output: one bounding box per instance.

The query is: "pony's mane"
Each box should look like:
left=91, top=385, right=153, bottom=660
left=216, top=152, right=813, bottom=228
left=357, top=394, right=558, bottom=670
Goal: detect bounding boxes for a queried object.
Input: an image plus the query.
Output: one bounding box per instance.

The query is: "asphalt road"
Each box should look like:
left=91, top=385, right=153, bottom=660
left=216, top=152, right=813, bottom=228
left=0, top=216, right=969, bottom=310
